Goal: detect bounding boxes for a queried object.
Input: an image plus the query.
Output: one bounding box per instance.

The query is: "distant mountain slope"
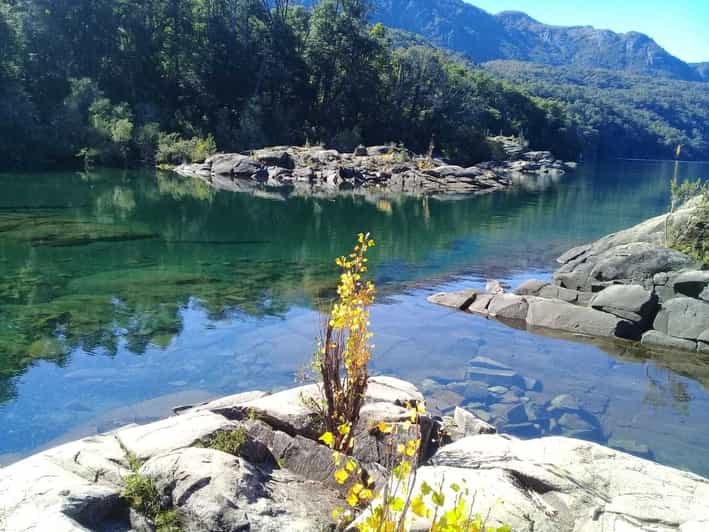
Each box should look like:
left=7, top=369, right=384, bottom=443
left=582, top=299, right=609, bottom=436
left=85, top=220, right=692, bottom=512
left=485, top=60, right=709, bottom=160
left=693, top=63, right=709, bottom=81
left=367, top=0, right=702, bottom=81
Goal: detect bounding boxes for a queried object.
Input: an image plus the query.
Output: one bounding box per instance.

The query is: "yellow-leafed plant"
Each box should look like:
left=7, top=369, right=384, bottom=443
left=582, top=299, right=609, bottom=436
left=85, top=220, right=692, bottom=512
left=316, top=232, right=376, bottom=454
left=315, top=233, right=510, bottom=531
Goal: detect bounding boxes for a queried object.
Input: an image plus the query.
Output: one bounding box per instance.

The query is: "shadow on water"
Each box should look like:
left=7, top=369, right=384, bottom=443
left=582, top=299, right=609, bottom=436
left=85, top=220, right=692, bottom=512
left=1, top=159, right=709, bottom=471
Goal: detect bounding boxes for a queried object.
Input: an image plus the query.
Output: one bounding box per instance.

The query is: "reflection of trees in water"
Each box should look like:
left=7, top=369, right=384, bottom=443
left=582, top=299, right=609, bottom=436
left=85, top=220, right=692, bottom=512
left=643, top=365, right=692, bottom=416
left=0, top=161, right=702, bottom=406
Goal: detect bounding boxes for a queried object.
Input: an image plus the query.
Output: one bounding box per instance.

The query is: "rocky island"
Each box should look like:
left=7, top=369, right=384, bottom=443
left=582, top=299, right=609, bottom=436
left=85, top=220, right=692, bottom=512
left=2, top=376, right=708, bottom=532
left=174, top=138, right=575, bottom=197
left=429, top=195, right=709, bottom=353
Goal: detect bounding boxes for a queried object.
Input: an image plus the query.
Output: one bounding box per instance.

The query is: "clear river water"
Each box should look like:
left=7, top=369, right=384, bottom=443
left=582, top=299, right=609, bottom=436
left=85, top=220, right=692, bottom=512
left=1, top=160, right=709, bottom=477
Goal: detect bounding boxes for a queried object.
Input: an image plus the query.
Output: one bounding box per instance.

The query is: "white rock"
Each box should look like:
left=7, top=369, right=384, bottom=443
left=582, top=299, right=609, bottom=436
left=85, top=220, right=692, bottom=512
left=427, top=435, right=709, bottom=531
left=115, top=410, right=238, bottom=461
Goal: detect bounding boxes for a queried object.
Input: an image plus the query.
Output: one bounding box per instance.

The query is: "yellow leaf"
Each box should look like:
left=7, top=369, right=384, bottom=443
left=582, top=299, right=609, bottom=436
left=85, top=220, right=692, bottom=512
left=420, top=481, right=433, bottom=495
left=338, top=423, right=351, bottom=436
left=351, top=483, right=363, bottom=495
left=397, top=443, right=406, bottom=455
left=390, top=497, right=405, bottom=512
left=411, top=496, right=428, bottom=518
left=334, top=469, right=349, bottom=485
left=345, top=459, right=356, bottom=472
left=406, top=440, right=419, bottom=457
left=377, top=421, right=392, bottom=434
left=346, top=492, right=359, bottom=507
left=319, top=432, right=335, bottom=448
left=359, top=488, right=373, bottom=500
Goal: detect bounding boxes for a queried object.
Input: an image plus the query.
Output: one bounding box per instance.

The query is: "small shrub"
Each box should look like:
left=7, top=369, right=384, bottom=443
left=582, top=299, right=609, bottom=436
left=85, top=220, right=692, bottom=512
left=122, top=472, right=183, bottom=532
left=197, top=428, right=248, bottom=456
left=123, top=473, right=162, bottom=518
left=127, top=452, right=143, bottom=473
left=156, top=133, right=217, bottom=166
left=155, top=510, right=181, bottom=532
left=667, top=178, right=709, bottom=264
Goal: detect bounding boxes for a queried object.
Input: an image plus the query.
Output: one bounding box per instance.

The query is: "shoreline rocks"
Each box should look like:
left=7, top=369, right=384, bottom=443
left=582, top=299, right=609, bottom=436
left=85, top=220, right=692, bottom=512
left=429, top=197, right=709, bottom=353
left=2, top=377, right=708, bottom=531
left=174, top=140, right=575, bottom=198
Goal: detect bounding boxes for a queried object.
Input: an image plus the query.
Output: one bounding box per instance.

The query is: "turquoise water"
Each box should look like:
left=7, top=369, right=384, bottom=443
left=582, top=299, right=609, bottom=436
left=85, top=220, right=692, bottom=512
left=1, top=161, right=708, bottom=475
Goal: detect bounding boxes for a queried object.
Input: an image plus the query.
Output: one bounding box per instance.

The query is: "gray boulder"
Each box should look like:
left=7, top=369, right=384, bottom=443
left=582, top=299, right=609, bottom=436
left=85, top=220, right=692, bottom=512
left=252, top=149, right=295, bottom=169
left=653, top=297, right=709, bottom=341
left=140, top=447, right=337, bottom=532
left=175, top=390, right=269, bottom=416
left=447, top=407, right=496, bottom=440
left=209, top=154, right=263, bottom=178
left=671, top=270, right=709, bottom=300
left=641, top=330, right=698, bottom=352
left=590, top=284, right=658, bottom=323
left=526, top=297, right=639, bottom=339
left=514, top=279, right=549, bottom=296
left=426, top=289, right=479, bottom=311
left=116, top=410, right=237, bottom=461
left=486, top=293, right=529, bottom=320
left=223, top=376, right=423, bottom=440
left=0, top=453, right=121, bottom=531
left=555, top=242, right=695, bottom=292
left=366, top=145, right=392, bottom=156
left=537, top=284, right=584, bottom=303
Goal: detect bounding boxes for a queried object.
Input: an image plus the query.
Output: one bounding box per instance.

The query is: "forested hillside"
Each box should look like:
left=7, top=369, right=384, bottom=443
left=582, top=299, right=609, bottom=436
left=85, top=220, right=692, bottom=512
left=485, top=61, right=709, bottom=160
left=0, top=0, right=577, bottom=169
left=0, top=0, right=707, bottom=169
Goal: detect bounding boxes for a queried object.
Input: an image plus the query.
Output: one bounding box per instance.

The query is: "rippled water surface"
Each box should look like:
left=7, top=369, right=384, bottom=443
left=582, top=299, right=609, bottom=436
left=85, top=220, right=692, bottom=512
left=1, top=160, right=709, bottom=475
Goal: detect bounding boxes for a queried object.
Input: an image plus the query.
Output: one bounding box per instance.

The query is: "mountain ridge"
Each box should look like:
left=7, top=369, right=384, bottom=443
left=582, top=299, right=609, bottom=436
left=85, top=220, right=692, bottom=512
left=296, top=0, right=703, bottom=81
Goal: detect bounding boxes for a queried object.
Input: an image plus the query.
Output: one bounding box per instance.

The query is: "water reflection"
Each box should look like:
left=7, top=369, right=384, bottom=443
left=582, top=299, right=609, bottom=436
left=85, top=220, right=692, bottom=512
left=1, top=160, right=709, bottom=473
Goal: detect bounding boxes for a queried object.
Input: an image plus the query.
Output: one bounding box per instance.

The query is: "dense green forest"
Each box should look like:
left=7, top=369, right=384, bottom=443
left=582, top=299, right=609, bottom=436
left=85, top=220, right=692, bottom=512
left=484, top=61, right=709, bottom=161
left=0, top=0, right=579, bottom=169
left=1, top=0, right=706, bottom=170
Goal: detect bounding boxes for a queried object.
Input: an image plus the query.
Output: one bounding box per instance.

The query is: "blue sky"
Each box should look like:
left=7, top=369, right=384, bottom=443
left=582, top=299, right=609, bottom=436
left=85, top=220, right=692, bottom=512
left=470, top=0, right=709, bottom=63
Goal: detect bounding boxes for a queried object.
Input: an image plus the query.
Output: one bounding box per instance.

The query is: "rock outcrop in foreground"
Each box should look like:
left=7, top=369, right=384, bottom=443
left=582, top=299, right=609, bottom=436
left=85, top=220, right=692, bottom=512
left=2, top=378, right=708, bottom=531
left=174, top=141, right=574, bottom=197
left=430, top=197, right=709, bottom=353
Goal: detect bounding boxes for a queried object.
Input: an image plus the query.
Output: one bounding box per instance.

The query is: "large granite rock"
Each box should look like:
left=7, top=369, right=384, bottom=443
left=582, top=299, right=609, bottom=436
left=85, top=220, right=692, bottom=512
left=427, top=289, right=479, bottom=310
left=218, top=376, right=425, bottom=440
left=590, top=284, right=658, bottom=323
left=208, top=154, right=264, bottom=179
left=140, top=447, right=337, bottom=531
left=554, top=242, right=695, bottom=292
left=671, top=270, right=709, bottom=301
left=653, top=296, right=709, bottom=341
left=641, top=330, right=699, bottom=352
left=486, top=293, right=529, bottom=320
left=553, top=200, right=701, bottom=293
left=0, top=453, right=121, bottom=531
left=116, top=410, right=238, bottom=461
left=526, top=297, right=639, bottom=339
left=421, top=435, right=709, bottom=532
